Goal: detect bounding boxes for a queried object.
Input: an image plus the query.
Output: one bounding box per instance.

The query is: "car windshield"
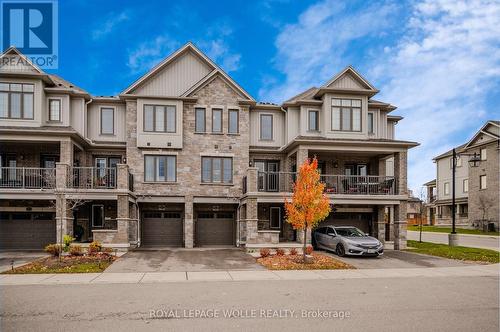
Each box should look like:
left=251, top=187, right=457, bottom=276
left=334, top=227, right=365, bottom=237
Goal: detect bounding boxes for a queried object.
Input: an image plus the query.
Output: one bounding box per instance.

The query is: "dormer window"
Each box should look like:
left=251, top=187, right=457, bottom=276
left=0, top=83, right=34, bottom=119
left=331, top=98, right=361, bottom=132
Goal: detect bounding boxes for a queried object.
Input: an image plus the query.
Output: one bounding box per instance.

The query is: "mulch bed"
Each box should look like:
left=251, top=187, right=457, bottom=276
left=257, top=252, right=355, bottom=270
left=2, top=253, right=116, bottom=274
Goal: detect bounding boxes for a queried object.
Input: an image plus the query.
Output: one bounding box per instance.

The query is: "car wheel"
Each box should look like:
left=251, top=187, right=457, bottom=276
left=336, top=244, right=346, bottom=257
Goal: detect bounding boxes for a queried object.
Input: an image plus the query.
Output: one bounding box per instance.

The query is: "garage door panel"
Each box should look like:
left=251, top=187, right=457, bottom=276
left=320, top=213, right=371, bottom=233
left=0, top=213, right=56, bottom=250
left=196, top=212, right=234, bottom=246
left=141, top=212, right=183, bottom=247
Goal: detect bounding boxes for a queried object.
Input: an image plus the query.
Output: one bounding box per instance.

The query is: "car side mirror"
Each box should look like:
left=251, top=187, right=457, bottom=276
left=327, top=233, right=336, bottom=237
left=365, top=233, right=369, bottom=236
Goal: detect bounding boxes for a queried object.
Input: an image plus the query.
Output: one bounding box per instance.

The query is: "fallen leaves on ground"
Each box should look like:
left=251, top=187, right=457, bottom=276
left=3, top=254, right=116, bottom=274
left=257, top=252, right=355, bottom=270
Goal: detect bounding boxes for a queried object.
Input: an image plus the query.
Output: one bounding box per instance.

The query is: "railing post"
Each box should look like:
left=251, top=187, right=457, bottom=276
left=22, top=167, right=25, bottom=188
left=91, top=167, right=94, bottom=189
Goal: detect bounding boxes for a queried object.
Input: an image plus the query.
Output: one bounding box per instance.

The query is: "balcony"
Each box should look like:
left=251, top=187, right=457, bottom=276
left=257, top=172, right=396, bottom=195
left=68, top=167, right=117, bottom=189
left=0, top=167, right=55, bottom=189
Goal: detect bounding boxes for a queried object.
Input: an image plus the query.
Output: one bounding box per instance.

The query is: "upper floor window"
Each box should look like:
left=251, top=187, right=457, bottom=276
left=480, top=175, right=487, bottom=189
left=308, top=110, right=319, bottom=131
left=463, top=179, right=468, bottom=193
left=0, top=83, right=34, bottom=119
left=212, top=108, right=222, bottom=133
left=260, top=114, right=273, bottom=140
left=480, top=148, right=487, bottom=160
left=228, top=109, right=239, bottom=134
left=100, top=107, right=114, bottom=135
left=450, top=156, right=462, bottom=168
left=195, top=107, right=206, bottom=133
left=144, top=155, right=176, bottom=182
left=201, top=156, right=232, bottom=184
left=444, top=182, right=450, bottom=195
left=331, top=98, right=361, bottom=132
left=368, top=112, right=374, bottom=134
left=49, top=99, right=61, bottom=122
left=144, top=105, right=176, bottom=133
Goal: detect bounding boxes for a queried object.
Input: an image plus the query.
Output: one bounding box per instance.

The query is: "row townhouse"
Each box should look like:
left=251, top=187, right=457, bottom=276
left=0, top=43, right=418, bottom=251
left=425, top=121, right=499, bottom=230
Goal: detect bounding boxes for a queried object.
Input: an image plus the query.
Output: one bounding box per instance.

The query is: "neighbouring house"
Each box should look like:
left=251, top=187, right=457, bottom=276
left=406, top=190, right=425, bottom=226
left=425, top=121, right=499, bottom=230
left=0, top=43, right=418, bottom=251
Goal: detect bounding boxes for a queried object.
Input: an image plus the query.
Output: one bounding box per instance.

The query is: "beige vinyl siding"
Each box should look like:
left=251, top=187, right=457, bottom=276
left=70, top=98, right=85, bottom=137
left=87, top=102, right=126, bottom=142
left=325, top=72, right=364, bottom=89
left=249, top=109, right=285, bottom=147
left=387, top=121, right=395, bottom=139
left=286, top=107, right=300, bottom=141
left=132, top=51, right=212, bottom=96
left=0, top=54, right=39, bottom=73
left=436, top=156, right=468, bottom=200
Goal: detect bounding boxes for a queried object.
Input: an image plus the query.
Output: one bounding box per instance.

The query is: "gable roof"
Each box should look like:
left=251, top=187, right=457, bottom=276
left=463, top=120, right=500, bottom=149
left=323, top=65, right=378, bottom=91
left=121, top=42, right=254, bottom=100
left=0, top=46, right=44, bottom=74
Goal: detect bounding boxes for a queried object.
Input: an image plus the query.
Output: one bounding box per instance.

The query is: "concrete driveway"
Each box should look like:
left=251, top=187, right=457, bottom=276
left=0, top=251, right=48, bottom=272
left=105, top=248, right=264, bottom=273
left=321, top=249, right=474, bottom=269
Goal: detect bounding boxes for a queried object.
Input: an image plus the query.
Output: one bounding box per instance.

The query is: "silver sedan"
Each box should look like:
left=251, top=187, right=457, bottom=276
left=313, top=226, right=384, bottom=256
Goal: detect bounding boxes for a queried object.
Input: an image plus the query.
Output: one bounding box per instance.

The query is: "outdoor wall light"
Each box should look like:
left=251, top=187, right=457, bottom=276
left=468, top=153, right=480, bottom=168
left=333, top=161, right=339, bottom=168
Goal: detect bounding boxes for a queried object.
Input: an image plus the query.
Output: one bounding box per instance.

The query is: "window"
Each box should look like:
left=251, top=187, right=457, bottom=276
left=480, top=148, right=487, bottom=160
left=450, top=156, right=462, bottom=168
left=143, top=105, right=176, bottom=133
left=480, top=175, right=487, bottom=189
left=228, top=109, right=239, bottom=134
left=212, top=108, right=222, bottom=133
left=195, top=108, right=206, bottom=132
left=368, top=112, right=374, bottom=134
left=270, top=207, right=281, bottom=229
left=92, top=205, right=104, bottom=227
left=0, top=83, right=34, bottom=119
left=308, top=110, right=319, bottom=131
left=201, top=157, right=233, bottom=184
left=331, top=98, right=362, bottom=131
left=463, top=179, right=468, bottom=193
left=144, top=155, right=176, bottom=182
left=49, top=99, right=61, bottom=121
left=100, top=108, right=114, bottom=134
left=260, top=114, right=273, bottom=140
left=444, top=182, right=450, bottom=195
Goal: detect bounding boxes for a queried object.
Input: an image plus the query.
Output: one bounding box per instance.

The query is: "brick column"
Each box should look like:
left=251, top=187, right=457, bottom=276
left=55, top=194, right=72, bottom=244
left=376, top=206, right=386, bottom=243
left=116, top=195, right=130, bottom=243
left=116, top=164, right=129, bottom=190
left=184, top=197, right=194, bottom=248
left=245, top=198, right=258, bottom=244
left=394, top=202, right=407, bottom=250
left=296, top=147, right=309, bottom=168
left=394, top=151, right=407, bottom=195
left=247, top=167, right=258, bottom=192
left=128, top=203, right=138, bottom=243
left=59, top=140, right=73, bottom=166
left=55, top=163, right=68, bottom=190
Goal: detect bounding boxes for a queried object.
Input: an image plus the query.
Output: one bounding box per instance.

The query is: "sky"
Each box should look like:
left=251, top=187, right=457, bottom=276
left=41, top=0, right=500, bottom=194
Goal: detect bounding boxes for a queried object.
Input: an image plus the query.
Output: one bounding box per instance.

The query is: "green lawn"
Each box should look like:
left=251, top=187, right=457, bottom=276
left=407, top=225, right=499, bottom=236
left=406, top=240, right=500, bottom=263
left=2, top=255, right=115, bottom=274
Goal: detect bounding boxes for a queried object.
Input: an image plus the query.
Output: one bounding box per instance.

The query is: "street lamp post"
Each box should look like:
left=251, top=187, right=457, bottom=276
left=448, top=150, right=481, bottom=247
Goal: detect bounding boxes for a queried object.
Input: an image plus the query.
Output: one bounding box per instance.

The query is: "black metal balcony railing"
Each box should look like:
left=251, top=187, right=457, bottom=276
left=0, top=167, right=55, bottom=189
left=257, top=172, right=397, bottom=195
left=68, top=167, right=117, bottom=189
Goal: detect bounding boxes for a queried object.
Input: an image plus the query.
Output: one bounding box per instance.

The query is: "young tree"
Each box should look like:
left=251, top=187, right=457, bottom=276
left=285, top=157, right=331, bottom=261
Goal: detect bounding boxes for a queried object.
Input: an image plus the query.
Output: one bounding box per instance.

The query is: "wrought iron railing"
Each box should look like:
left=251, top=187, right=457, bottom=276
left=68, top=167, right=117, bottom=189
left=0, top=167, right=55, bottom=189
left=257, top=172, right=397, bottom=195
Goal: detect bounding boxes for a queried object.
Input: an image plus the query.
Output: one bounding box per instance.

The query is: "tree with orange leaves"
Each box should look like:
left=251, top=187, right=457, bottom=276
left=285, top=157, right=331, bottom=261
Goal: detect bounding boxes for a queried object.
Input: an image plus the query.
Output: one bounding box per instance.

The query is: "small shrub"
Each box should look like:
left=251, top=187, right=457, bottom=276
left=44, top=244, right=62, bottom=257
left=88, top=241, right=102, bottom=255
left=69, top=245, right=83, bottom=256
left=276, top=248, right=285, bottom=256
left=305, top=245, right=314, bottom=255
left=63, top=235, right=75, bottom=247
left=289, top=248, right=298, bottom=256
left=260, top=248, right=271, bottom=258
left=103, top=247, right=113, bottom=254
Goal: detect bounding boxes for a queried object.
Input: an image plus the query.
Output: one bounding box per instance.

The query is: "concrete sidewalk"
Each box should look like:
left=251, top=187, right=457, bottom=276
left=1, top=264, right=498, bottom=286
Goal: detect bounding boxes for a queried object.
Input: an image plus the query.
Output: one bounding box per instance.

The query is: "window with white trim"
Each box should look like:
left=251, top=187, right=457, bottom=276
left=144, top=155, right=176, bottom=182
left=0, top=83, right=34, bottom=119
left=49, top=99, right=61, bottom=121
left=201, top=157, right=232, bottom=184
left=480, top=148, right=487, bottom=160
left=260, top=114, right=273, bottom=140
left=331, top=98, right=361, bottom=132
left=195, top=107, right=206, bottom=132
left=308, top=110, right=319, bottom=131
left=212, top=108, right=222, bottom=133
left=144, top=105, right=176, bottom=133
left=463, top=179, right=468, bottom=193
left=444, top=182, right=450, bottom=195
left=228, top=109, right=239, bottom=134
left=368, top=112, right=374, bottom=134
left=100, top=108, right=114, bottom=134
left=480, top=175, right=487, bottom=189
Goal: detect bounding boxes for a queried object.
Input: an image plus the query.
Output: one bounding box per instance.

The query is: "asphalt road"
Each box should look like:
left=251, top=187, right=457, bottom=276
left=1, top=275, right=498, bottom=331
left=407, top=231, right=500, bottom=251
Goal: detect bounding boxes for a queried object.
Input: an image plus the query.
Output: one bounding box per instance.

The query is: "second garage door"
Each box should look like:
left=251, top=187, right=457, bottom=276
left=319, top=212, right=372, bottom=233
left=196, top=212, right=234, bottom=246
left=141, top=212, right=183, bottom=247
left=0, top=212, right=56, bottom=250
